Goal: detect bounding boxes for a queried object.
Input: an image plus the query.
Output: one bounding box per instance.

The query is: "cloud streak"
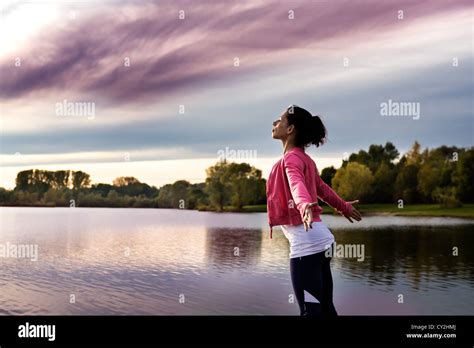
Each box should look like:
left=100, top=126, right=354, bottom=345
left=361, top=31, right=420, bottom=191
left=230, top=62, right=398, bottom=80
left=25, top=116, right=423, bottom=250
left=1, top=0, right=471, bottom=104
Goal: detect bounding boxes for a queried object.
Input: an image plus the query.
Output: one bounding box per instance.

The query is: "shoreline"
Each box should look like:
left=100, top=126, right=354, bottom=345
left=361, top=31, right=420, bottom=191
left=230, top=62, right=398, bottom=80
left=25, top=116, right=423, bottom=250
left=1, top=203, right=474, bottom=219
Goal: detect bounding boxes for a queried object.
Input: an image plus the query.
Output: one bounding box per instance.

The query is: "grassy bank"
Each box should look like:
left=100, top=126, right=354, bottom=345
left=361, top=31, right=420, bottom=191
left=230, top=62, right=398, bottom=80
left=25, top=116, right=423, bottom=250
left=240, top=203, right=474, bottom=218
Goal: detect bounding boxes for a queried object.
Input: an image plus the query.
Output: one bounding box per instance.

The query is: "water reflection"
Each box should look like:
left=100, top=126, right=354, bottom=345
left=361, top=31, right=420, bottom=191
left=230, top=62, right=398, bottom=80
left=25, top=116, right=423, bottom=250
left=205, top=227, right=262, bottom=272
left=331, top=226, right=474, bottom=291
left=0, top=207, right=473, bottom=315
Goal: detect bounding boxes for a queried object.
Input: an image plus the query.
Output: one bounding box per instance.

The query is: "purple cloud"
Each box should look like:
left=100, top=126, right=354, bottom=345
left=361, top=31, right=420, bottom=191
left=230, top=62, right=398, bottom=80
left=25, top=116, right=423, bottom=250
left=0, top=0, right=471, bottom=104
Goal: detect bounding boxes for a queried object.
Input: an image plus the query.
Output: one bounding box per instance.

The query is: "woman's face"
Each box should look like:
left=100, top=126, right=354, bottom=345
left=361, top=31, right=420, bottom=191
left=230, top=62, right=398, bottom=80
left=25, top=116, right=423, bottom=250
left=272, top=111, right=292, bottom=140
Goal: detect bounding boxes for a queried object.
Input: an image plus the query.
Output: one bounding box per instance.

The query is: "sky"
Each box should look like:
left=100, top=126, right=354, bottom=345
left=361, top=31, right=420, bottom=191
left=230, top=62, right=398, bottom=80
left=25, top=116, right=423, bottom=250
left=0, top=0, right=472, bottom=189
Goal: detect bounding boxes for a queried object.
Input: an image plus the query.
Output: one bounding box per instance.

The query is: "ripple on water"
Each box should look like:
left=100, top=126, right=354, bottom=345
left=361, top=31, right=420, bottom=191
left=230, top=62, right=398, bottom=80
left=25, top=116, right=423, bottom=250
left=0, top=208, right=473, bottom=315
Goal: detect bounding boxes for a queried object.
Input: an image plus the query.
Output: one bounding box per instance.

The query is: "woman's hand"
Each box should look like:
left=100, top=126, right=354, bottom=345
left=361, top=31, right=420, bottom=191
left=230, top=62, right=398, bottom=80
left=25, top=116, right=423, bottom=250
left=303, top=202, right=318, bottom=231
left=336, top=200, right=362, bottom=223
left=304, top=200, right=362, bottom=231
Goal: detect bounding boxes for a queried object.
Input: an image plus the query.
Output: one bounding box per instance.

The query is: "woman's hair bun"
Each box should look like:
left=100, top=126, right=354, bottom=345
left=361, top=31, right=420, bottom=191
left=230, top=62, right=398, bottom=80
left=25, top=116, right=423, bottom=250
left=286, top=105, right=327, bottom=148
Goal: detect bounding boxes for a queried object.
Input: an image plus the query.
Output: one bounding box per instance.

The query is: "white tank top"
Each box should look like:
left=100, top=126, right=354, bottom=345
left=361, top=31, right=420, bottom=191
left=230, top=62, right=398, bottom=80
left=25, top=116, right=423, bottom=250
left=280, top=221, right=335, bottom=259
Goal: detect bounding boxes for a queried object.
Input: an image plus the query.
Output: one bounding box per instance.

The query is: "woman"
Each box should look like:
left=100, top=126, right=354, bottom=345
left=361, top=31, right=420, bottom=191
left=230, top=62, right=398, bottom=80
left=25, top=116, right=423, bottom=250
left=266, top=105, right=362, bottom=317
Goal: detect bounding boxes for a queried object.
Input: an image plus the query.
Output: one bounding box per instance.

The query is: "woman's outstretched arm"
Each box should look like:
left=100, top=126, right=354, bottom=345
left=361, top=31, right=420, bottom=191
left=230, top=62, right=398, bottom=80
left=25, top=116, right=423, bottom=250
left=314, top=173, right=362, bottom=223
left=283, top=154, right=313, bottom=223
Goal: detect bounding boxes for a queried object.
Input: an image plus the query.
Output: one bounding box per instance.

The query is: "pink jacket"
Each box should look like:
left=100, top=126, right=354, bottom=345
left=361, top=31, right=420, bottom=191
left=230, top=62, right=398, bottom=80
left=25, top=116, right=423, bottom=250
left=266, top=147, right=353, bottom=238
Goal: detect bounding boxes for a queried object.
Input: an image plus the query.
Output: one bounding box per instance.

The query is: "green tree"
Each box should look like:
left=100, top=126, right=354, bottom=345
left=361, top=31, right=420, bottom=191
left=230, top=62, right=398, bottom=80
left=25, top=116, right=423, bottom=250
left=89, top=183, right=114, bottom=197
left=0, top=187, right=13, bottom=205
left=15, top=170, right=52, bottom=196
left=406, top=141, right=422, bottom=166
left=320, top=166, right=337, bottom=187
left=453, top=148, right=474, bottom=203
left=156, top=184, right=173, bottom=208
left=416, top=145, right=460, bottom=203
left=112, top=177, right=157, bottom=197
left=156, top=180, right=191, bottom=208
left=106, top=190, right=120, bottom=207
left=394, top=162, right=419, bottom=203
left=373, top=162, right=397, bottom=203
left=417, top=162, right=441, bottom=202
left=15, top=170, right=33, bottom=191
left=71, top=171, right=91, bottom=190
left=332, top=162, right=374, bottom=201
left=171, top=180, right=191, bottom=208
left=204, top=160, right=265, bottom=210
left=221, top=162, right=263, bottom=210
left=344, top=142, right=399, bottom=173
left=42, top=188, right=60, bottom=206
left=113, top=176, right=140, bottom=186
left=186, top=183, right=209, bottom=209
left=51, top=170, right=70, bottom=189
left=205, top=160, right=231, bottom=211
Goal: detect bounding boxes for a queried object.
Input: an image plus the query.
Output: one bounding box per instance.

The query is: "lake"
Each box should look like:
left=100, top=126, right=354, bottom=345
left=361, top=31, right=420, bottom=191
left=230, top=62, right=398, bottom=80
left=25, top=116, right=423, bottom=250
left=0, top=207, right=473, bottom=315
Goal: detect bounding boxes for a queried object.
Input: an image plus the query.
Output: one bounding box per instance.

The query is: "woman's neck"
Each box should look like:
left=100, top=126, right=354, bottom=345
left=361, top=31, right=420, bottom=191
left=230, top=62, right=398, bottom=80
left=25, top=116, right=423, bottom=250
left=283, top=141, right=299, bottom=155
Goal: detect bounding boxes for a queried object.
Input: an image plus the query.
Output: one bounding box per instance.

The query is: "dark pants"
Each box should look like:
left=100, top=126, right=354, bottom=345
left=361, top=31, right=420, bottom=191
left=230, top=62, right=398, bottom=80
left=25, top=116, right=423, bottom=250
left=290, top=246, right=338, bottom=317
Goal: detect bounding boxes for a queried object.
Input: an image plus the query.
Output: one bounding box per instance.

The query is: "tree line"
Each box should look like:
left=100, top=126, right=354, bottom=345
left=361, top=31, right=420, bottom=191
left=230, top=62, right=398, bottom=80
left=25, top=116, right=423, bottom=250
left=0, top=142, right=472, bottom=210
left=321, top=142, right=473, bottom=207
left=0, top=161, right=267, bottom=210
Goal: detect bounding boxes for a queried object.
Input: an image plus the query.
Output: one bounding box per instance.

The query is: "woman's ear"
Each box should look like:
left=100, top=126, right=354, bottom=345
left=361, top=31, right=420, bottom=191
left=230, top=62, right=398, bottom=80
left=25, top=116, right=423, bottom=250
left=287, top=124, right=295, bottom=135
